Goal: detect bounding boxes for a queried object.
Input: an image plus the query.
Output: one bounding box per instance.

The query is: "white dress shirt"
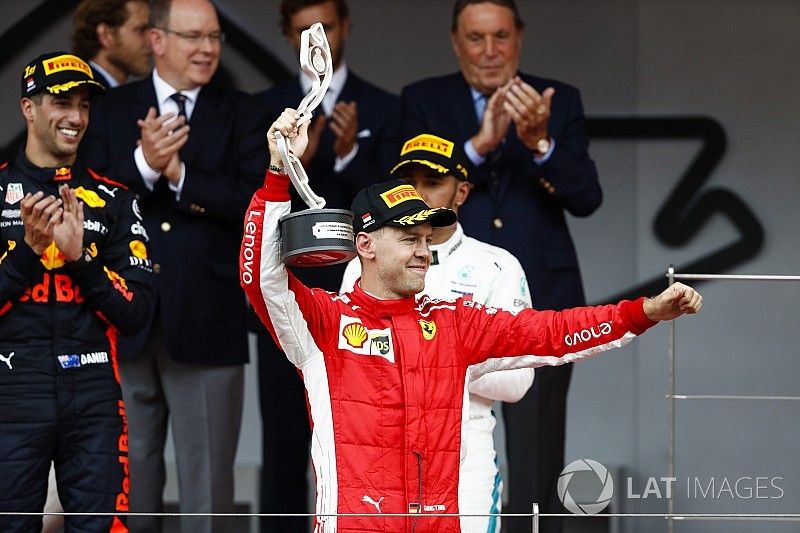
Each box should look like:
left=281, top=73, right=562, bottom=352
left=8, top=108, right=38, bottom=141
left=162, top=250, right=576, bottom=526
left=133, top=69, right=202, bottom=197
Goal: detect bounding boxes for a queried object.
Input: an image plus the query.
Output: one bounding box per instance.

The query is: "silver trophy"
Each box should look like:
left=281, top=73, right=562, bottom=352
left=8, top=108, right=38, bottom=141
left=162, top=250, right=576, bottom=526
left=275, top=22, right=356, bottom=267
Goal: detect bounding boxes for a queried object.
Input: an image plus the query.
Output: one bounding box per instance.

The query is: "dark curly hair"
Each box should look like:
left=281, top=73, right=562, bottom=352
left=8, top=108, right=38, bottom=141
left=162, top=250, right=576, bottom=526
left=72, top=0, right=147, bottom=60
left=279, top=0, right=350, bottom=35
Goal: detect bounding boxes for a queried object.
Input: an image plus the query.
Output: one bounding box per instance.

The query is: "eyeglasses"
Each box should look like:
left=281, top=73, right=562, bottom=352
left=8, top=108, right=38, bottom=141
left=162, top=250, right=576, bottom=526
left=159, top=28, right=226, bottom=45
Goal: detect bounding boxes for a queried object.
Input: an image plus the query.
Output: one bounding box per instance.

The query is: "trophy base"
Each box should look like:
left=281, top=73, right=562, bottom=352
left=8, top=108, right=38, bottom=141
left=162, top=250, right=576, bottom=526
left=279, top=208, right=356, bottom=267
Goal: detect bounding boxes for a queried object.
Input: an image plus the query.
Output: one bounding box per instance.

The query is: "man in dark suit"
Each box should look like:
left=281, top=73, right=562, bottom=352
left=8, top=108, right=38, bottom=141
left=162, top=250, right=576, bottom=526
left=250, top=1, right=401, bottom=531
left=402, top=1, right=602, bottom=531
left=80, top=0, right=264, bottom=531
left=71, top=0, right=151, bottom=90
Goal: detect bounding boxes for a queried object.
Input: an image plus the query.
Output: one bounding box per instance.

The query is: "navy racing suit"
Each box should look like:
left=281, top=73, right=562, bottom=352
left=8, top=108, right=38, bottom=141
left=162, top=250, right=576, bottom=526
left=0, top=151, right=153, bottom=532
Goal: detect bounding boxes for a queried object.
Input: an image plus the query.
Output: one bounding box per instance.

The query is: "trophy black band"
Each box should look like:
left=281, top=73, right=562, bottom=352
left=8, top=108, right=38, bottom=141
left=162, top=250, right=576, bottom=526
left=275, top=23, right=356, bottom=267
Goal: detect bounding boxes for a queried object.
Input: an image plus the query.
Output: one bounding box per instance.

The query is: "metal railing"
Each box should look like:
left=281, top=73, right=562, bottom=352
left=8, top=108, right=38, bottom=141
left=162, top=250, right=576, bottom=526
left=665, top=267, right=800, bottom=533
left=7, top=508, right=800, bottom=532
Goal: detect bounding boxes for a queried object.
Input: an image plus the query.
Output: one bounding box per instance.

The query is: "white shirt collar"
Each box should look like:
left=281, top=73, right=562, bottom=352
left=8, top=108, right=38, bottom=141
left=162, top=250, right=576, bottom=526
left=152, top=69, right=202, bottom=110
left=299, top=62, right=349, bottom=116
left=90, top=61, right=119, bottom=89
left=429, top=223, right=464, bottom=263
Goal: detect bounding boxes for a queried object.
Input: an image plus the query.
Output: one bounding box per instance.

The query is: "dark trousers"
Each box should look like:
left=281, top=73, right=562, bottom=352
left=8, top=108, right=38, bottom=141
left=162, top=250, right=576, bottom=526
left=0, top=352, right=127, bottom=533
left=257, top=332, right=311, bottom=533
left=503, top=363, right=573, bottom=533
left=120, top=324, right=244, bottom=533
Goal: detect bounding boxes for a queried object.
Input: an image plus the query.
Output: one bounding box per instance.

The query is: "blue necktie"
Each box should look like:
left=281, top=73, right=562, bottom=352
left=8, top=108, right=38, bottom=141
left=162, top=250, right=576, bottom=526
left=170, top=92, right=188, bottom=121
left=474, top=93, right=487, bottom=122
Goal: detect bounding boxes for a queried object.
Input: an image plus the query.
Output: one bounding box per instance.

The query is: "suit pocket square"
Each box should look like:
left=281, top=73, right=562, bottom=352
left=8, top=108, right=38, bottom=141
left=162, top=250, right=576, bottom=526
left=357, top=129, right=372, bottom=139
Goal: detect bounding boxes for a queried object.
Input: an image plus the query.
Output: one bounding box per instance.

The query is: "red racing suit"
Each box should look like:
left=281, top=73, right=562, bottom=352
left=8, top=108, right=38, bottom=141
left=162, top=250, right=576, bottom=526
left=240, top=172, right=656, bottom=533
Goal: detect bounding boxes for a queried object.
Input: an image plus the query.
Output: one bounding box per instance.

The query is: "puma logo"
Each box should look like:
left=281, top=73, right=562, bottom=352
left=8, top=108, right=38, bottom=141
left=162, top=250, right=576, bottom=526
left=0, top=352, right=14, bottom=370
left=98, top=185, right=118, bottom=198
left=361, top=495, right=384, bottom=513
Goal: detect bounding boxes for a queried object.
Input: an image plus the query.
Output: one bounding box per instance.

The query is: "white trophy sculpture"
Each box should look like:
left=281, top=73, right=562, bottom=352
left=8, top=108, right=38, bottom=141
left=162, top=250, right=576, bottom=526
left=274, top=22, right=356, bottom=267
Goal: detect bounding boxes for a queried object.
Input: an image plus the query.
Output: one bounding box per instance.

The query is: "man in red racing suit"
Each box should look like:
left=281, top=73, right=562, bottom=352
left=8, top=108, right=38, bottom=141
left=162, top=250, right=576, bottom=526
left=240, top=110, right=702, bottom=533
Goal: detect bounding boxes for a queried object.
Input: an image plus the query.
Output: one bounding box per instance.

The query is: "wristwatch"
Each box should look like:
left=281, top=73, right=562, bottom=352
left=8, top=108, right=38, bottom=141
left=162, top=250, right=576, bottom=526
left=534, top=136, right=551, bottom=156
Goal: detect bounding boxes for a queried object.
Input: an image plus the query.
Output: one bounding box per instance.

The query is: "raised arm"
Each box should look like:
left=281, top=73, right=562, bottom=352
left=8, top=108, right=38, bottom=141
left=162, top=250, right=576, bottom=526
left=239, top=109, right=334, bottom=369
left=457, top=282, right=701, bottom=369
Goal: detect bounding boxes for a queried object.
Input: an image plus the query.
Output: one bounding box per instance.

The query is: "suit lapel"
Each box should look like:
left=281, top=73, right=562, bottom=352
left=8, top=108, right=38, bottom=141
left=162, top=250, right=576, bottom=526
left=131, top=80, right=157, bottom=125
left=337, top=72, right=358, bottom=106
left=316, top=73, right=359, bottom=168
left=289, top=77, right=304, bottom=105
left=448, top=75, right=480, bottom=142
left=180, top=86, right=216, bottom=164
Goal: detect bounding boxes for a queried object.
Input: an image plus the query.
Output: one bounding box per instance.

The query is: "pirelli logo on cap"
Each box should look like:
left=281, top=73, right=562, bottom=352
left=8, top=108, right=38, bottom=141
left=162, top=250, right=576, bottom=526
left=400, top=134, right=454, bottom=158
left=380, top=184, right=421, bottom=208
left=43, top=54, right=93, bottom=78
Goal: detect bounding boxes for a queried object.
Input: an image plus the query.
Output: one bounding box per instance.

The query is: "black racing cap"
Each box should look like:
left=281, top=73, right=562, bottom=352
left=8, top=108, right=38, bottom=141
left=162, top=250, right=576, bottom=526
left=350, top=179, right=457, bottom=233
left=21, top=52, right=105, bottom=98
left=390, top=133, right=470, bottom=181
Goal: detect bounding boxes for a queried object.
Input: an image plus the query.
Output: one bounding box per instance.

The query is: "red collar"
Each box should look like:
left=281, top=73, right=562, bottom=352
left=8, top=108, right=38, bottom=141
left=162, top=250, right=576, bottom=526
left=347, top=280, right=417, bottom=318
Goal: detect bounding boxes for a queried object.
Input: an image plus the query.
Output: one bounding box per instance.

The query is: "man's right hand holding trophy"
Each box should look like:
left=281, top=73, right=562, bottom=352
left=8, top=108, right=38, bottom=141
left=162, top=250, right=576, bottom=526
left=268, top=109, right=310, bottom=175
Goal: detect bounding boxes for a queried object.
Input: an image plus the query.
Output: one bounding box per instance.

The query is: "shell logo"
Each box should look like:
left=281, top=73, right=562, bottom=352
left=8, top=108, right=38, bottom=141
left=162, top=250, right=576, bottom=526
left=342, top=322, right=368, bottom=348
left=129, top=240, right=148, bottom=259
left=40, top=242, right=65, bottom=270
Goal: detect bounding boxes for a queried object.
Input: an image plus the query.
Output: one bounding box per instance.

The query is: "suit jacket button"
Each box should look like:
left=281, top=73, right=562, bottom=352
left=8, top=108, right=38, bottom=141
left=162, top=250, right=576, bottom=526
left=493, top=217, right=503, bottom=229
left=161, top=221, right=171, bottom=232
left=153, top=263, right=162, bottom=274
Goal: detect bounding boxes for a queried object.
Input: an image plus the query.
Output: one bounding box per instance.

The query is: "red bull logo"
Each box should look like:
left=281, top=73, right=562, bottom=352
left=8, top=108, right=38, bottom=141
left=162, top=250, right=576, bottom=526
left=40, top=242, right=65, bottom=270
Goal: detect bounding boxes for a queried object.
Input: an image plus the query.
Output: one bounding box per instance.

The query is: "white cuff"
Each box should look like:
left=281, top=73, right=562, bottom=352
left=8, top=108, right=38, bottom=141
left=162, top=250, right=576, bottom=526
left=464, top=140, right=487, bottom=167
left=167, top=163, right=186, bottom=200
left=333, top=143, right=359, bottom=174
left=134, top=145, right=161, bottom=191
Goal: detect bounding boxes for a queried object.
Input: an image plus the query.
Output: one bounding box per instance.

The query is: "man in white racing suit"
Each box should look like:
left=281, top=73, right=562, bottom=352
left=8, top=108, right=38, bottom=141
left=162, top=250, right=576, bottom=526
left=341, top=133, right=534, bottom=533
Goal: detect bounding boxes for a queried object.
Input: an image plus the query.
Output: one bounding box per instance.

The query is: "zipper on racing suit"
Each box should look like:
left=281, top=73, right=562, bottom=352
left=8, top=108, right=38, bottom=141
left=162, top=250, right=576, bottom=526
left=411, top=450, right=423, bottom=533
